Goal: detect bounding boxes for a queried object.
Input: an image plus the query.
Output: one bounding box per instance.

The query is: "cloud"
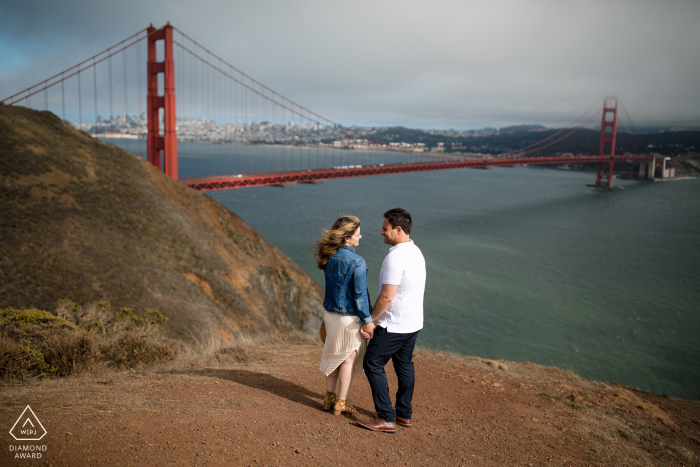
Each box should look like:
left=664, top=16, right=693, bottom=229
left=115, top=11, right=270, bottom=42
left=2, top=0, right=699, bottom=128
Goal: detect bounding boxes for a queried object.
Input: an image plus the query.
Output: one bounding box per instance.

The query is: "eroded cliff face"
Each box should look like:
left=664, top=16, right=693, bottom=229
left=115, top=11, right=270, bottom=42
left=668, top=154, right=700, bottom=177
left=0, top=104, right=324, bottom=339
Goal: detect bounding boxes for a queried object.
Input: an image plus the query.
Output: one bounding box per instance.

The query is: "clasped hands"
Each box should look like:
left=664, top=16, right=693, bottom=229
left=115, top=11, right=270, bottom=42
left=361, top=322, right=375, bottom=339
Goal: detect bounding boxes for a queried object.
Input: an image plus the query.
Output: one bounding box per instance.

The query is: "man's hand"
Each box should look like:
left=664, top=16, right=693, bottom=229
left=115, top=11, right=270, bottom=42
left=361, top=322, right=375, bottom=339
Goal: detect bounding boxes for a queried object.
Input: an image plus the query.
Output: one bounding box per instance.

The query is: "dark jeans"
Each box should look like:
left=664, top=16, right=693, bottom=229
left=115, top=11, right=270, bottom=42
left=363, top=326, right=420, bottom=423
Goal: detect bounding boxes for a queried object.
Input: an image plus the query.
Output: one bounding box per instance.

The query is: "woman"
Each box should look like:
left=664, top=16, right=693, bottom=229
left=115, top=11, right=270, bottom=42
left=315, top=215, right=372, bottom=416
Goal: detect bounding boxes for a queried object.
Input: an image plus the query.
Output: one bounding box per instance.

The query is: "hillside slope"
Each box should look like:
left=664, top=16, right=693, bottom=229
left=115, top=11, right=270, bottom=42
left=0, top=104, right=324, bottom=338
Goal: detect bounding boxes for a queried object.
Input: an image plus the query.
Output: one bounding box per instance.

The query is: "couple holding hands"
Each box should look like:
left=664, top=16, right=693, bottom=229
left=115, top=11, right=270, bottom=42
left=315, top=208, right=426, bottom=433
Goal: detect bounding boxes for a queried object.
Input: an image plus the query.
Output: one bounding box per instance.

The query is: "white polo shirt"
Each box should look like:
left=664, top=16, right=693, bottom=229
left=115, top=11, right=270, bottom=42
left=375, top=240, right=426, bottom=333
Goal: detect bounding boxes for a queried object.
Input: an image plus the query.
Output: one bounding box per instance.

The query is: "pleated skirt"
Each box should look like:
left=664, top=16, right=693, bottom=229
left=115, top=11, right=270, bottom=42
left=319, top=311, right=367, bottom=376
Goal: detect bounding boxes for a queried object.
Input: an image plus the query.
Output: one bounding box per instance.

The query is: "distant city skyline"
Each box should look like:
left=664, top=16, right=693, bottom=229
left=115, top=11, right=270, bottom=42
left=2, top=1, right=699, bottom=129
left=73, top=113, right=502, bottom=149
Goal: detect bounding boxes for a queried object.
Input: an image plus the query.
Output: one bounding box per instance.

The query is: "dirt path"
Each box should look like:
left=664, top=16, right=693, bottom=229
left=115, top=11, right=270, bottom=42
left=1, top=344, right=698, bottom=466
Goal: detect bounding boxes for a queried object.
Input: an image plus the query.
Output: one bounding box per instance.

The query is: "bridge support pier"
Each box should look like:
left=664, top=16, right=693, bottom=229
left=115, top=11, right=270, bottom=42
left=147, top=23, right=178, bottom=180
left=595, top=161, right=613, bottom=188
left=639, top=156, right=674, bottom=180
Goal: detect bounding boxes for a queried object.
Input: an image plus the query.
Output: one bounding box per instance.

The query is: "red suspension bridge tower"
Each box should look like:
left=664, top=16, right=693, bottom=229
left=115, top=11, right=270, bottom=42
left=594, top=97, right=618, bottom=188
left=147, top=23, right=178, bottom=180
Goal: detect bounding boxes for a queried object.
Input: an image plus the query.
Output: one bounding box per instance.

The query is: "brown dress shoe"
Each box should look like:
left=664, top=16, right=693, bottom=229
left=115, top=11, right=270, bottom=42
left=332, top=399, right=356, bottom=416
left=396, top=416, right=412, bottom=427
left=323, top=391, right=337, bottom=411
left=356, top=417, right=397, bottom=433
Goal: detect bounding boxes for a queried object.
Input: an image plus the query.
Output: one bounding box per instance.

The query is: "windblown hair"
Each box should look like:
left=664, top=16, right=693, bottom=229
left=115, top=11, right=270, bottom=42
left=314, top=215, right=361, bottom=270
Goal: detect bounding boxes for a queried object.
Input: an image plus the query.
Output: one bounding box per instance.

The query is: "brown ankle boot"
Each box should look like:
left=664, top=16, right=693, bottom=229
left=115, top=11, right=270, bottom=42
left=323, top=391, right=337, bottom=411
left=332, top=399, right=356, bottom=416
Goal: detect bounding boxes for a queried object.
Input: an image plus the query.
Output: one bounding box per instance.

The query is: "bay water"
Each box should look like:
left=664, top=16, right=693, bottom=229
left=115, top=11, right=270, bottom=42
left=110, top=139, right=700, bottom=399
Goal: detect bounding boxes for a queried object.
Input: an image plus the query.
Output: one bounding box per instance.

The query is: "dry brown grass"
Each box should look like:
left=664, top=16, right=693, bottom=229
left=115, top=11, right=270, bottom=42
left=0, top=300, right=174, bottom=380
left=173, top=326, right=321, bottom=369
left=0, top=299, right=325, bottom=383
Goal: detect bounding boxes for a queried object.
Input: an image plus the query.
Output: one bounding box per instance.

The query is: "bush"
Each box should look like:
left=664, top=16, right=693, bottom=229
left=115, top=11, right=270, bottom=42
left=0, top=300, right=174, bottom=379
left=99, top=333, right=174, bottom=368
left=0, top=335, right=58, bottom=378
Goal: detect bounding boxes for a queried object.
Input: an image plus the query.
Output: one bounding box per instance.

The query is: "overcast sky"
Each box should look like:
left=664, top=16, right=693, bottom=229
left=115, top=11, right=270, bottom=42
left=1, top=0, right=699, bottom=129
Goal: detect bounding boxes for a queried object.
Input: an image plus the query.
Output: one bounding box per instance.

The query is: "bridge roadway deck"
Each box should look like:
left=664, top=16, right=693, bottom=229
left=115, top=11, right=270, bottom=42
left=182, top=155, right=653, bottom=191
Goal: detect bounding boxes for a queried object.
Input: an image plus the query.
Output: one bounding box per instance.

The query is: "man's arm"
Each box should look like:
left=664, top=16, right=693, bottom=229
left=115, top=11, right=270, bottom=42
left=360, top=284, right=398, bottom=338
left=371, top=284, right=398, bottom=321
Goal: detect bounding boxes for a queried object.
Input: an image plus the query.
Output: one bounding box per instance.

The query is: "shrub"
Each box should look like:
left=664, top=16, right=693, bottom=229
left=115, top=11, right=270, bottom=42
left=0, top=335, right=58, bottom=378
left=99, top=333, right=174, bottom=368
left=0, top=300, right=174, bottom=380
left=40, top=332, right=97, bottom=377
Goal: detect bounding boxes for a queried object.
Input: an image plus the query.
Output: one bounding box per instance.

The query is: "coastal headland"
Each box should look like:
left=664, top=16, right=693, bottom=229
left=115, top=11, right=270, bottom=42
left=0, top=103, right=324, bottom=339
left=1, top=105, right=698, bottom=466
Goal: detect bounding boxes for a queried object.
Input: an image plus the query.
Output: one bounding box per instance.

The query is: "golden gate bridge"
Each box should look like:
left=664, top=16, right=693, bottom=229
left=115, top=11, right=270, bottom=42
left=3, top=23, right=655, bottom=190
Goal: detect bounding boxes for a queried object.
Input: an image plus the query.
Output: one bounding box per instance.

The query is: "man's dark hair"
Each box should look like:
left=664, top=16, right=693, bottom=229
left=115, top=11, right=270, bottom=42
left=384, top=208, right=412, bottom=234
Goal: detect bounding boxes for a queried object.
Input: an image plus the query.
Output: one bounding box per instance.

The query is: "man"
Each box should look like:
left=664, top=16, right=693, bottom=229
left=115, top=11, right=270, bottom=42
left=357, top=208, right=426, bottom=433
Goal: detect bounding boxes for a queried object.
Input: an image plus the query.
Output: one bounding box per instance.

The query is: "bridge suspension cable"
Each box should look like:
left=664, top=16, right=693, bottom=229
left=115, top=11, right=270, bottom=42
left=496, top=108, right=604, bottom=159
left=1, top=29, right=149, bottom=107
left=171, top=26, right=439, bottom=157
left=169, top=28, right=449, bottom=181
left=490, top=99, right=603, bottom=159
left=617, top=99, right=648, bottom=155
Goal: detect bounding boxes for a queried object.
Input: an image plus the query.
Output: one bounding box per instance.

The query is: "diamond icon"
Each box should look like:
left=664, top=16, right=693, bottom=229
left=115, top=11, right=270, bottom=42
left=9, top=406, right=47, bottom=441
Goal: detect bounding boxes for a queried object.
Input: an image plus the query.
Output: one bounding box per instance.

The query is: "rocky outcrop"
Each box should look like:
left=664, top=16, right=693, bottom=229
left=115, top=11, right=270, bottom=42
left=0, top=104, right=324, bottom=339
left=668, top=154, right=700, bottom=177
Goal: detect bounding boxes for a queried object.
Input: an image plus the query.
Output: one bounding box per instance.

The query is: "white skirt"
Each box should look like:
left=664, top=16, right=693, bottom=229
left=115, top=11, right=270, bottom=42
left=319, top=311, right=367, bottom=376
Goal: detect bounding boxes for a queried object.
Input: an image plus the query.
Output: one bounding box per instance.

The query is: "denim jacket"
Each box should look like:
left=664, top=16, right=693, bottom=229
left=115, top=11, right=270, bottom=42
left=322, top=245, right=373, bottom=324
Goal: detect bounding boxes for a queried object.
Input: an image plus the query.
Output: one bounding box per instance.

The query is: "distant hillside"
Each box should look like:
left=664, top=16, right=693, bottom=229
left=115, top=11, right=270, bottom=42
left=373, top=126, right=700, bottom=157
left=498, top=124, right=546, bottom=133
left=0, top=104, right=324, bottom=339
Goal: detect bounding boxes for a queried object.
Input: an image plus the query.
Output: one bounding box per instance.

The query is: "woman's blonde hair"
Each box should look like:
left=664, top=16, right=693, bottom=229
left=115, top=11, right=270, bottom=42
left=314, top=215, right=361, bottom=269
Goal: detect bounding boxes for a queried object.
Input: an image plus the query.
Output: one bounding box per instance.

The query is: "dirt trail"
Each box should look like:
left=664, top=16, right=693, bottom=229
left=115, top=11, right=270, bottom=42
left=1, top=343, right=698, bottom=466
